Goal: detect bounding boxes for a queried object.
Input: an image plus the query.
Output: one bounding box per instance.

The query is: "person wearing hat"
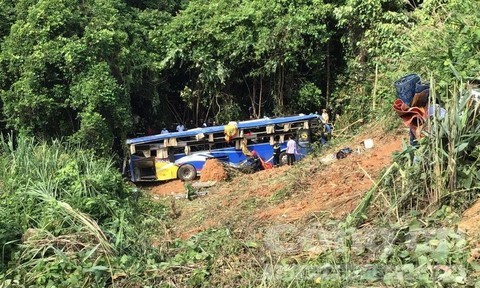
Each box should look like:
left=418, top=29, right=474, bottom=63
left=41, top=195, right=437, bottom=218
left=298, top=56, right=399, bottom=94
left=318, top=109, right=331, bottom=143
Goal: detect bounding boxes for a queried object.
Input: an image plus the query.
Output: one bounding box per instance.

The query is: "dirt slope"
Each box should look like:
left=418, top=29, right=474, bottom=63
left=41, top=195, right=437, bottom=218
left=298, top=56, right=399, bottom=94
left=148, top=127, right=404, bottom=239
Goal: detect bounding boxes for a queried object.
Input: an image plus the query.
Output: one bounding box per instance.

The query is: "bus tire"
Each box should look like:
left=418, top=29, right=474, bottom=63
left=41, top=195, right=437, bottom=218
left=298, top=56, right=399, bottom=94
left=177, top=164, right=197, bottom=181
left=279, top=152, right=288, bottom=166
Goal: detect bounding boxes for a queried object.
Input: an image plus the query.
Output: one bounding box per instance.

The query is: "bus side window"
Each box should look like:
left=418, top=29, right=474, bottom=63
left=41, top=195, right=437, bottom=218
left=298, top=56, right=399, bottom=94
left=133, top=151, right=145, bottom=157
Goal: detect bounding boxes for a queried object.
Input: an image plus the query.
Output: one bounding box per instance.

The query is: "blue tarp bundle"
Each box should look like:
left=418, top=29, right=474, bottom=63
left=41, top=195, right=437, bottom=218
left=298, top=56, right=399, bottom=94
left=394, top=74, right=420, bottom=106
left=394, top=74, right=430, bottom=106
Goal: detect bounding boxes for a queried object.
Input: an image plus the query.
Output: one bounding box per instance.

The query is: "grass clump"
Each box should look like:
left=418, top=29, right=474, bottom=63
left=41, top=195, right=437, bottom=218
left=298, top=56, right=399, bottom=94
left=0, top=135, right=245, bottom=287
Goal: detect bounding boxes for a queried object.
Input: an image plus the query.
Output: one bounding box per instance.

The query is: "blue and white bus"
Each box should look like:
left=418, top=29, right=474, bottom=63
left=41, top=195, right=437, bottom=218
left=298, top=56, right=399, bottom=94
left=125, top=114, right=320, bottom=182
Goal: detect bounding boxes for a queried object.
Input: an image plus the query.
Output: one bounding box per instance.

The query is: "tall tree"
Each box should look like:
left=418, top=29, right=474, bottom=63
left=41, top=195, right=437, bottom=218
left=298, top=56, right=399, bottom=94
left=157, top=0, right=333, bottom=121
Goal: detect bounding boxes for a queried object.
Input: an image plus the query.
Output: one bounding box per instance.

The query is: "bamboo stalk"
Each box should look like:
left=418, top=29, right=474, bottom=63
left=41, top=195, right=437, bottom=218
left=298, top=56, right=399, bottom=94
left=372, top=63, right=378, bottom=110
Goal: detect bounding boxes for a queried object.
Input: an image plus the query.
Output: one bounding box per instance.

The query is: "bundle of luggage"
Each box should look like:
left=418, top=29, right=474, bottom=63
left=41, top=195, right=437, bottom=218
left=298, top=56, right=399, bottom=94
left=393, top=74, right=432, bottom=145
left=393, top=73, right=430, bottom=128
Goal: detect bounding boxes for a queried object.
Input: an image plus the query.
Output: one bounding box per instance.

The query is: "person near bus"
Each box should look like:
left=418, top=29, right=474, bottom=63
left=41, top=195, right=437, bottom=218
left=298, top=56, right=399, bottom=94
left=321, top=109, right=332, bottom=134
left=273, top=139, right=281, bottom=167
left=286, top=135, right=297, bottom=165
left=318, top=109, right=332, bottom=144
left=176, top=123, right=185, bottom=132
left=161, top=128, right=168, bottom=134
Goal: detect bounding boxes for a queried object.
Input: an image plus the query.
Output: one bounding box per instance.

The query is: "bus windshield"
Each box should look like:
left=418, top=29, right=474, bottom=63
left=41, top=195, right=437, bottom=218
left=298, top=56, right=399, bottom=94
left=125, top=114, right=321, bottom=182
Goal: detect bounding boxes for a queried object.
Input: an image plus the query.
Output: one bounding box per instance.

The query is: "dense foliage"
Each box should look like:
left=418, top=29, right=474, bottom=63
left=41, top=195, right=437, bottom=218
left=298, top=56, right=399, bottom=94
left=1, top=0, right=478, bottom=152
left=0, top=136, right=170, bottom=286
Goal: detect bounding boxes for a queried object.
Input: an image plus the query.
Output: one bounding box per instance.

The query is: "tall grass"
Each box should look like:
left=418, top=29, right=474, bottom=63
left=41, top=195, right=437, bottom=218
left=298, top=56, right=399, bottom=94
left=0, top=135, right=167, bottom=287
left=382, top=80, right=480, bottom=216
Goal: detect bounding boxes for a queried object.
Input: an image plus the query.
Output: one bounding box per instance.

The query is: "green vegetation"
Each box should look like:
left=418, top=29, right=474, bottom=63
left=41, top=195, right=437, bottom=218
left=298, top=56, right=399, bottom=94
left=0, top=0, right=479, bottom=286
left=0, top=136, right=168, bottom=286
left=0, top=0, right=476, bottom=153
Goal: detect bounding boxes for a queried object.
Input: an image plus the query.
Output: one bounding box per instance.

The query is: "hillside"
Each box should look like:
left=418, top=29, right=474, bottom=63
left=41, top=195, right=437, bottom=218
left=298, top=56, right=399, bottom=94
left=143, top=123, right=479, bottom=286
left=0, top=0, right=478, bottom=285
left=149, top=125, right=403, bottom=238
left=151, top=127, right=404, bottom=238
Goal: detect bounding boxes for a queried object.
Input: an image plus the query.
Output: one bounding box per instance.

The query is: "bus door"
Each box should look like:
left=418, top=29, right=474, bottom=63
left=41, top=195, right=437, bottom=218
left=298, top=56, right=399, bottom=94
left=155, top=147, right=179, bottom=181
left=296, top=128, right=312, bottom=159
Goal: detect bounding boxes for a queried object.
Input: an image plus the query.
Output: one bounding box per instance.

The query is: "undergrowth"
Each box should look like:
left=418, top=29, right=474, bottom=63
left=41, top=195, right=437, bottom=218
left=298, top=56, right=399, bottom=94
left=381, top=81, right=480, bottom=217
left=335, top=82, right=480, bottom=287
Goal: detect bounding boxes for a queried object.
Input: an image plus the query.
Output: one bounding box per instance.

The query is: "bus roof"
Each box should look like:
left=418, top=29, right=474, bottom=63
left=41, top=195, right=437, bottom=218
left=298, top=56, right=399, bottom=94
left=126, top=114, right=318, bottom=145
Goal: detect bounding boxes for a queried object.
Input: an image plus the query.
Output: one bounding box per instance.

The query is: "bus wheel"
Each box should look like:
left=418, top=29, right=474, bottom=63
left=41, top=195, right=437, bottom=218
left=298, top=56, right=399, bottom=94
left=177, top=164, right=197, bottom=181
left=279, top=152, right=288, bottom=166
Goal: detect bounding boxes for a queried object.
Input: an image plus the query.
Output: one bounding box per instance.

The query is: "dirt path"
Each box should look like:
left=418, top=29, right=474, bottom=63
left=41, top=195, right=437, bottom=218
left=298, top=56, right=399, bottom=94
left=149, top=128, right=404, bottom=239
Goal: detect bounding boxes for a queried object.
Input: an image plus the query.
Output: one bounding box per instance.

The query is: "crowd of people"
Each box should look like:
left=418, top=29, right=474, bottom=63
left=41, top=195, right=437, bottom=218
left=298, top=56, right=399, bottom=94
left=147, top=118, right=219, bottom=135
left=141, top=106, right=335, bottom=138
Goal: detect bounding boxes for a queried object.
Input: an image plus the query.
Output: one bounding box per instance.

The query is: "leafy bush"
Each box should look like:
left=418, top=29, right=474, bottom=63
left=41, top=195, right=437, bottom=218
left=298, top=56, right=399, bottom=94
left=406, top=0, right=480, bottom=82
left=295, top=82, right=322, bottom=113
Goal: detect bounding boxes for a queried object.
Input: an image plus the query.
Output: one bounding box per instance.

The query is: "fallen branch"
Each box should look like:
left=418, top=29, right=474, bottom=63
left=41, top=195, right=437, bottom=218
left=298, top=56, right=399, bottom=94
left=344, top=162, right=396, bottom=228
left=334, top=118, right=364, bottom=136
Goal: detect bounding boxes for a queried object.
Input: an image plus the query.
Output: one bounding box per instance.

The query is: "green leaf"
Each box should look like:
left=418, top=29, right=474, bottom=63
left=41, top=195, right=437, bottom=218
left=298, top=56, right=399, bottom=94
left=244, top=241, right=259, bottom=248
left=455, top=143, right=469, bottom=153
left=82, top=244, right=100, bottom=262
left=418, top=255, right=429, bottom=266
left=415, top=243, right=431, bottom=255
left=431, top=240, right=449, bottom=264
left=85, top=265, right=109, bottom=272
left=401, top=263, right=414, bottom=273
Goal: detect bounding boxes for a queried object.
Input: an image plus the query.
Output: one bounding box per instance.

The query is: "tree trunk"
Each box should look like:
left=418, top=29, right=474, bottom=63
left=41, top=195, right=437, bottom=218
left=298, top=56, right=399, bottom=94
left=195, top=95, right=200, bottom=125
left=372, top=63, right=378, bottom=110
left=258, top=77, right=263, bottom=118
left=275, top=64, right=285, bottom=114
left=326, top=41, right=331, bottom=107
left=252, top=81, right=257, bottom=118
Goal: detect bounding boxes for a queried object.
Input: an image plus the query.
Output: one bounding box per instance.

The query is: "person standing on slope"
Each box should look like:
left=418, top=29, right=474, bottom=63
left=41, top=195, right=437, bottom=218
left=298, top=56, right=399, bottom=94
left=322, top=109, right=332, bottom=136
left=272, top=138, right=281, bottom=167
left=286, top=135, right=297, bottom=166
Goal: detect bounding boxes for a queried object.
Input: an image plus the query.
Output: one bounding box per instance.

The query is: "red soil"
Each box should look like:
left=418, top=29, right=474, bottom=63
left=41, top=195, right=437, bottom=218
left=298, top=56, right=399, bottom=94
left=256, top=134, right=401, bottom=221
left=150, top=180, right=185, bottom=197
left=459, top=200, right=480, bottom=238
left=148, top=159, right=227, bottom=197
left=150, top=127, right=405, bottom=239
left=200, top=159, right=227, bottom=182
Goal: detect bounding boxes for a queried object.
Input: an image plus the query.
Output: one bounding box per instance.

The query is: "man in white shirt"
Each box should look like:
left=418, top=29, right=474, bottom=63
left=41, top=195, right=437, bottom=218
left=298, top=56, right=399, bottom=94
left=161, top=128, right=168, bottom=134
left=286, top=135, right=297, bottom=165
left=176, top=123, right=185, bottom=132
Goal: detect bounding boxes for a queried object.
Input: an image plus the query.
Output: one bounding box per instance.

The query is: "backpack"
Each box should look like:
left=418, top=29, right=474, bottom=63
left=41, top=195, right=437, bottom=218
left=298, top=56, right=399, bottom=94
left=336, top=148, right=352, bottom=159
